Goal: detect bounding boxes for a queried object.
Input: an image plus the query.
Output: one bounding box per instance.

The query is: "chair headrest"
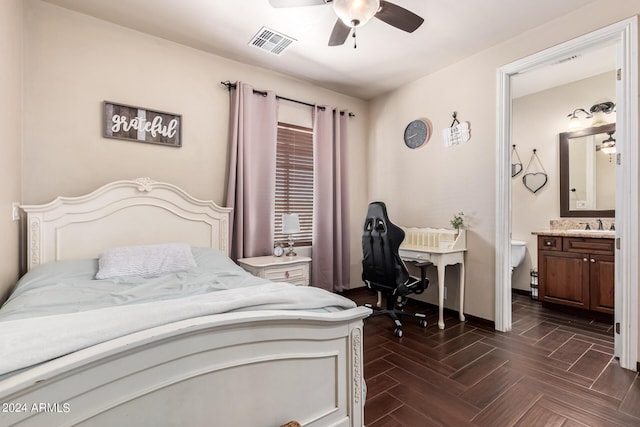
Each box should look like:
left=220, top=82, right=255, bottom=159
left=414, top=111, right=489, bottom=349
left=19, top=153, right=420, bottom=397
left=364, top=202, right=390, bottom=232
left=365, top=201, right=389, bottom=220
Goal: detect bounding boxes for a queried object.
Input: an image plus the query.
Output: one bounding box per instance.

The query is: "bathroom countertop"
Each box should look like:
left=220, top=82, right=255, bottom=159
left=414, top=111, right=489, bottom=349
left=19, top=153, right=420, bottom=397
left=532, top=230, right=615, bottom=239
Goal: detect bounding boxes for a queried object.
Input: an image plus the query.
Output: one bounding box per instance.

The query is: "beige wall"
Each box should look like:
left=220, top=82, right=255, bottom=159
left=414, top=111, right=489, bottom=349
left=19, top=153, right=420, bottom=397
left=368, top=1, right=640, bottom=322
left=511, top=72, right=616, bottom=291
left=21, top=0, right=370, bottom=287
left=0, top=0, right=23, bottom=301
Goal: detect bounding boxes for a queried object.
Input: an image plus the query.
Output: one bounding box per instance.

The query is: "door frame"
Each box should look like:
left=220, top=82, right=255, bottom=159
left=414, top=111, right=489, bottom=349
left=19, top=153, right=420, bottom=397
left=495, top=17, right=638, bottom=370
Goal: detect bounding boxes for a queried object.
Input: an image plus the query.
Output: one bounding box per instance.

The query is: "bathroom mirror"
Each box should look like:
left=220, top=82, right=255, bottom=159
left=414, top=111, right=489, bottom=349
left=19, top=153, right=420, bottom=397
left=559, top=123, right=615, bottom=217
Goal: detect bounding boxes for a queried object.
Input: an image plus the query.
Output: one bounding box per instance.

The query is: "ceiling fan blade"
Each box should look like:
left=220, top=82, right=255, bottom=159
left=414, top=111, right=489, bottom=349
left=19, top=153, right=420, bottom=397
left=375, top=1, right=424, bottom=33
left=268, top=0, right=329, bottom=7
left=328, top=19, right=351, bottom=46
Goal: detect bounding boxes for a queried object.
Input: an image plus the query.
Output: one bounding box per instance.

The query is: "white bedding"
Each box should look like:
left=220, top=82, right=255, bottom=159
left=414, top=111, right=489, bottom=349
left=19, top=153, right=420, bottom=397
left=0, top=248, right=356, bottom=375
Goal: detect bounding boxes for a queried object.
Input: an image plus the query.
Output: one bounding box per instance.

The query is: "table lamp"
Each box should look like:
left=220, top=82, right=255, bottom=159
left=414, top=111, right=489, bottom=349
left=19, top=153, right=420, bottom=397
left=282, top=213, right=300, bottom=257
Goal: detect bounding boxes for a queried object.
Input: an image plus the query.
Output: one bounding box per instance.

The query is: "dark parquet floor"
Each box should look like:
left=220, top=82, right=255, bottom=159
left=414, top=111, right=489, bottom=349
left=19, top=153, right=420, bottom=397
left=344, top=289, right=640, bottom=427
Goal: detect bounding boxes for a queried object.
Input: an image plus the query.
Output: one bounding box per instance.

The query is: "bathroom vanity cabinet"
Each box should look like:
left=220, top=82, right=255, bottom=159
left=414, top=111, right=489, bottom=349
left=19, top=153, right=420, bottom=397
left=537, top=235, right=614, bottom=314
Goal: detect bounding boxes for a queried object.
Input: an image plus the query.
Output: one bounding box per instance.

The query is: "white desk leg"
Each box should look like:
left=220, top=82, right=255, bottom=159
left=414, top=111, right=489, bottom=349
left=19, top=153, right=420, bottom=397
left=459, top=262, right=466, bottom=322
left=437, top=263, right=445, bottom=329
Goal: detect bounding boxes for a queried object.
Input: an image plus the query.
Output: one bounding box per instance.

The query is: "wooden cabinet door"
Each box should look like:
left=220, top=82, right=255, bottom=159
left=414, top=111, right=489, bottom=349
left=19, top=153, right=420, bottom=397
left=590, top=254, right=615, bottom=314
left=539, top=250, right=589, bottom=309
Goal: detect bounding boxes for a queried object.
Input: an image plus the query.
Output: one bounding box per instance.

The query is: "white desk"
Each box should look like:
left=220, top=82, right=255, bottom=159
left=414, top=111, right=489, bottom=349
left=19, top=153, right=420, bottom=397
left=399, top=228, right=467, bottom=329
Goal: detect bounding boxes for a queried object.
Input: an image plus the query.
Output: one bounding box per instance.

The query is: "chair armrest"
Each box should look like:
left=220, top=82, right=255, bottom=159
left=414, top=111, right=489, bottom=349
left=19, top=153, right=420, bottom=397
left=409, top=261, right=431, bottom=294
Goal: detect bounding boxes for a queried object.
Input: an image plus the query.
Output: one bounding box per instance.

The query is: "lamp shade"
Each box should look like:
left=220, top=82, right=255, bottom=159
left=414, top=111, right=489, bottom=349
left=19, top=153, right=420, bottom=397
left=590, top=111, right=608, bottom=127
left=282, top=213, right=300, bottom=234
left=333, top=0, right=380, bottom=28
left=567, top=108, right=592, bottom=131
left=567, top=116, right=581, bottom=131
left=596, top=131, right=616, bottom=154
left=599, top=145, right=616, bottom=155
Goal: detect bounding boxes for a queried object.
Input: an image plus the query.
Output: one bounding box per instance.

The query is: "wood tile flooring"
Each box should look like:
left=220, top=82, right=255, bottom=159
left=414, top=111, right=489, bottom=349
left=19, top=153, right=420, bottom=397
left=345, top=289, right=640, bottom=426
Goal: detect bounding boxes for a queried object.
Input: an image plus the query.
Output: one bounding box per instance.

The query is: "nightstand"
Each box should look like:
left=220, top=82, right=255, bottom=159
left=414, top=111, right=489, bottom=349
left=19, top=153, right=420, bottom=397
left=237, top=255, right=311, bottom=286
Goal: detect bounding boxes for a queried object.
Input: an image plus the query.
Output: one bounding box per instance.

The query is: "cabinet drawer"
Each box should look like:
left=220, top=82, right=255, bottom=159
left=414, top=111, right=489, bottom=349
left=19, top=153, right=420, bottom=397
left=538, top=236, right=562, bottom=251
left=262, top=264, right=309, bottom=285
left=238, top=256, right=311, bottom=286
left=563, top=237, right=614, bottom=255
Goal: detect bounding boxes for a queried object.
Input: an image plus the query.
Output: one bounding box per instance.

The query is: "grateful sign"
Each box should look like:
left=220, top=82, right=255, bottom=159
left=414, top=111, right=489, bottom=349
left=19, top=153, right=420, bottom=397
left=103, top=101, right=182, bottom=147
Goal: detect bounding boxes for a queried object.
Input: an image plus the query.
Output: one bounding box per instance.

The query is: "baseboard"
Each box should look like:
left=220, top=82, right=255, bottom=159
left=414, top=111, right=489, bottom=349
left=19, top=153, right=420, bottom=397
left=462, top=312, right=496, bottom=330
left=340, top=286, right=497, bottom=329
left=512, top=288, right=532, bottom=297
left=339, top=286, right=371, bottom=297
left=540, top=301, right=613, bottom=324
left=406, top=297, right=496, bottom=330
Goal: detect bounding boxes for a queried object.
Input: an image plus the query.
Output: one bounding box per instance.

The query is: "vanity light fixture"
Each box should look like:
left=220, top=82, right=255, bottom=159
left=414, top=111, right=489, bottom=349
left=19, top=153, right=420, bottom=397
left=596, top=130, right=616, bottom=155
left=567, top=108, right=592, bottom=131
left=567, top=102, right=615, bottom=130
left=589, top=101, right=616, bottom=127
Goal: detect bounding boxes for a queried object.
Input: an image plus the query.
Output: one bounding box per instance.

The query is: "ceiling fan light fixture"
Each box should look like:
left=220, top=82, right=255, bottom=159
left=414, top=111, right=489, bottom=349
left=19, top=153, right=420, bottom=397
left=333, top=0, right=380, bottom=28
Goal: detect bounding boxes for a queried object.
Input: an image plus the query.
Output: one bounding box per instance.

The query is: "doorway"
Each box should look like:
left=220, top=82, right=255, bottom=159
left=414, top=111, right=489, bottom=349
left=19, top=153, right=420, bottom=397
left=495, top=17, right=638, bottom=370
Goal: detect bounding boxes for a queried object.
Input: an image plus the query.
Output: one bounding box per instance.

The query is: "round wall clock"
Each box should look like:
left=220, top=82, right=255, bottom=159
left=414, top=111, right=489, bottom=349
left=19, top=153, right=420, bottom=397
left=403, top=118, right=432, bottom=149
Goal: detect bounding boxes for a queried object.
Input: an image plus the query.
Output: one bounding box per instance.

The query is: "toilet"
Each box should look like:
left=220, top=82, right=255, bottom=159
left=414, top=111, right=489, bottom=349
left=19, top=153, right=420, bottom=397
left=511, top=240, right=527, bottom=271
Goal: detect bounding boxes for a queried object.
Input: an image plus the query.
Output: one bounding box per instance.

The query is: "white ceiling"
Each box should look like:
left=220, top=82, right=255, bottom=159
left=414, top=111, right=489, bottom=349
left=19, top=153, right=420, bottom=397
left=42, top=0, right=602, bottom=100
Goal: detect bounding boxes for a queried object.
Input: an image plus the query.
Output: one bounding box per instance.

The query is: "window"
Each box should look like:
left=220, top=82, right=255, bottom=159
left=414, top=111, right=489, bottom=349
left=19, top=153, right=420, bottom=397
left=274, top=122, right=313, bottom=246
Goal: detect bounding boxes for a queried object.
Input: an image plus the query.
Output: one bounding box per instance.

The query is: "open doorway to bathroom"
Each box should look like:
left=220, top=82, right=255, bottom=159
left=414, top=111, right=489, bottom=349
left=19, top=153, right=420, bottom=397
left=495, top=18, right=638, bottom=370
left=510, top=47, right=617, bottom=298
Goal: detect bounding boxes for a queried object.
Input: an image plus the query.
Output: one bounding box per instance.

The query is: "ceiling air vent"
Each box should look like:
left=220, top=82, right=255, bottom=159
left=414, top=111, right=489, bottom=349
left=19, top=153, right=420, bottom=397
left=249, top=27, right=297, bottom=56
left=553, top=54, right=582, bottom=65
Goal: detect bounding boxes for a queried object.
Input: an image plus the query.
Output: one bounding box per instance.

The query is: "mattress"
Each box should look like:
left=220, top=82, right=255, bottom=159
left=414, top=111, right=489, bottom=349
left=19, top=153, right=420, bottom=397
left=0, top=247, right=356, bottom=375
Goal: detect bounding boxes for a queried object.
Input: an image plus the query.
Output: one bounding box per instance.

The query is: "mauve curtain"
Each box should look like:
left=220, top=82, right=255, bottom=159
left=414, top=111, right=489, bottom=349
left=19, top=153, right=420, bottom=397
left=225, top=82, right=278, bottom=260
left=312, top=106, right=350, bottom=292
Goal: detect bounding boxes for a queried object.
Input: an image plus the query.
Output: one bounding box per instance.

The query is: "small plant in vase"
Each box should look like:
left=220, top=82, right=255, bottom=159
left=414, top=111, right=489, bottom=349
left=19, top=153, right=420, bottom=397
left=450, top=212, right=465, bottom=232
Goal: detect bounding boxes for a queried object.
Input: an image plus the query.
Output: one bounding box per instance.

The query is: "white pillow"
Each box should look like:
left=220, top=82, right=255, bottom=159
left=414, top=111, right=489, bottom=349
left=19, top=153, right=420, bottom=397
left=96, top=243, right=196, bottom=279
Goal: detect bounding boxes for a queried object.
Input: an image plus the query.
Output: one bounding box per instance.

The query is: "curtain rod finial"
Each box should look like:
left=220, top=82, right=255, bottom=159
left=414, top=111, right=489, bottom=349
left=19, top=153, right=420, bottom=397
left=220, top=81, right=234, bottom=91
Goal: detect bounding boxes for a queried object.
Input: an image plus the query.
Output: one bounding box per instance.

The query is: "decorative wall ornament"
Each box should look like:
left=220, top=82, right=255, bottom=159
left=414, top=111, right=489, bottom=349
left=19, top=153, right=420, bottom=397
left=522, top=149, right=548, bottom=194
left=443, top=111, right=471, bottom=147
left=511, top=145, right=523, bottom=177
left=103, top=101, right=182, bottom=147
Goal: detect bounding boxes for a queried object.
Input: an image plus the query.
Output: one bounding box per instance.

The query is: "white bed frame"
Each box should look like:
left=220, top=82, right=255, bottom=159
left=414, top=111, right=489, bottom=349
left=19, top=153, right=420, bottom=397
left=1, top=178, right=369, bottom=427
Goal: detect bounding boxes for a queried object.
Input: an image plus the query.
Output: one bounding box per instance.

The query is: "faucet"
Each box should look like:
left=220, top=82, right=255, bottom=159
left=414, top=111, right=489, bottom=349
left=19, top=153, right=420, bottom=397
left=580, top=222, right=591, bottom=230
left=596, top=218, right=603, bottom=230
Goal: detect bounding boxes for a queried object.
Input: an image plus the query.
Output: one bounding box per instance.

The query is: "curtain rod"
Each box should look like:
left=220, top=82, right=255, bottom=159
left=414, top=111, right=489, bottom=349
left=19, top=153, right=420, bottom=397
left=220, top=81, right=355, bottom=117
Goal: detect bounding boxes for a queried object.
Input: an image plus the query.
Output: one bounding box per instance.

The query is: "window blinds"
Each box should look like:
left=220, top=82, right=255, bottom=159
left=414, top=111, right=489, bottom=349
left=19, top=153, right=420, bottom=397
left=275, top=123, right=313, bottom=246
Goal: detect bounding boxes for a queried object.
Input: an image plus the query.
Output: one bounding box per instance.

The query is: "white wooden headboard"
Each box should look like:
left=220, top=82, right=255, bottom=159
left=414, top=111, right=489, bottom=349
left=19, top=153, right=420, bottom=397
left=21, top=177, right=232, bottom=270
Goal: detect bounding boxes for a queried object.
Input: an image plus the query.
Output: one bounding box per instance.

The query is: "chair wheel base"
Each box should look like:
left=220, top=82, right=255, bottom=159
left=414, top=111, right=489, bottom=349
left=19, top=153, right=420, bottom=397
left=394, top=327, right=403, bottom=337
left=419, top=319, right=428, bottom=328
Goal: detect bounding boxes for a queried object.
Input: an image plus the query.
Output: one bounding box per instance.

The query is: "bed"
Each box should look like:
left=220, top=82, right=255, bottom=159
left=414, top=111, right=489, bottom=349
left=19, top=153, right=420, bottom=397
left=0, top=177, right=370, bottom=427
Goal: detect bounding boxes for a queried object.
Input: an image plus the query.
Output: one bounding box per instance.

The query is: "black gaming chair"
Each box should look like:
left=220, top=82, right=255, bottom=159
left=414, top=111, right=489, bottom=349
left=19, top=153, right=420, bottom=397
left=361, top=202, right=430, bottom=337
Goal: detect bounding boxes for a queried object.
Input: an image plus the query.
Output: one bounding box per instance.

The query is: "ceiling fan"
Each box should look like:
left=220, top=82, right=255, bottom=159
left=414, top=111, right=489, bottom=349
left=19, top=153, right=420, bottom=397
left=268, top=0, right=424, bottom=47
